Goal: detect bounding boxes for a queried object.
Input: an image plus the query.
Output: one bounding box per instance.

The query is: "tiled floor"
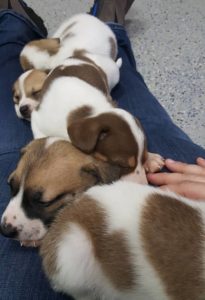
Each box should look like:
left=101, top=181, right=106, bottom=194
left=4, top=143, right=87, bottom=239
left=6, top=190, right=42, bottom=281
left=26, top=0, right=205, bottom=148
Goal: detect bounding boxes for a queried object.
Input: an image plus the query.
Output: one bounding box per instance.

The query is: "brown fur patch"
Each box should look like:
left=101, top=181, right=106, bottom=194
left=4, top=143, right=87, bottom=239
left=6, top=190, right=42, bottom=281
left=68, top=112, right=139, bottom=173
left=42, top=63, right=109, bottom=98
left=71, top=49, right=111, bottom=97
left=72, top=49, right=91, bottom=62
left=109, top=37, right=117, bottom=60
left=141, top=194, right=205, bottom=300
left=24, top=70, right=47, bottom=101
left=41, top=196, right=135, bottom=290
left=12, top=80, right=21, bottom=104
left=67, top=105, right=93, bottom=127
left=27, top=38, right=60, bottom=55
left=134, top=117, right=147, bottom=165
left=60, top=22, right=76, bottom=41
left=20, top=55, right=34, bottom=71
left=9, top=139, right=122, bottom=206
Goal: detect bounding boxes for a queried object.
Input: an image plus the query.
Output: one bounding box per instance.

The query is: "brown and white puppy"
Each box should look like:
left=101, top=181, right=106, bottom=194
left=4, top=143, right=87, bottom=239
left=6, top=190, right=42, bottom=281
left=0, top=138, right=122, bottom=246
left=13, top=51, right=121, bottom=120
left=40, top=180, right=205, bottom=300
left=20, top=13, right=118, bottom=71
left=12, top=69, right=47, bottom=119
left=29, top=56, right=164, bottom=180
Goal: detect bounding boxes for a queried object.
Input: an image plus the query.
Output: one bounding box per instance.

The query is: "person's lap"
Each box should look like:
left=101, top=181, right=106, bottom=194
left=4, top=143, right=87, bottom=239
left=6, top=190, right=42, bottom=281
left=0, top=11, right=72, bottom=300
left=0, top=11, right=205, bottom=300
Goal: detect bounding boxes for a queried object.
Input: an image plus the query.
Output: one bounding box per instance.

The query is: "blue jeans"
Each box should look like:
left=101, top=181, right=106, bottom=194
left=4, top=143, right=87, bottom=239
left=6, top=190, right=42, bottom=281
left=0, top=10, right=205, bottom=300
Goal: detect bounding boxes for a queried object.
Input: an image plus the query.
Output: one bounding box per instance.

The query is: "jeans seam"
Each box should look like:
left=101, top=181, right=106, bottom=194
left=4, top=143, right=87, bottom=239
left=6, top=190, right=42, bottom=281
left=0, top=149, right=20, bottom=156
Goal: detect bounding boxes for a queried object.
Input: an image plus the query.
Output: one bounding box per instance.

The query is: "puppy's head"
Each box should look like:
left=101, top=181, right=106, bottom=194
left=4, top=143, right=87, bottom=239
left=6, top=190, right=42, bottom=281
left=20, top=38, right=60, bottom=71
left=0, top=138, right=121, bottom=245
left=68, top=109, right=148, bottom=176
left=13, top=70, right=47, bottom=120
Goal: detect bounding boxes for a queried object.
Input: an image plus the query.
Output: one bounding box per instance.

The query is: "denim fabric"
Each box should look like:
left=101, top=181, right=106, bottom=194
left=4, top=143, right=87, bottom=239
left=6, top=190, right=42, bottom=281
left=0, top=11, right=205, bottom=300
left=0, top=10, right=72, bottom=300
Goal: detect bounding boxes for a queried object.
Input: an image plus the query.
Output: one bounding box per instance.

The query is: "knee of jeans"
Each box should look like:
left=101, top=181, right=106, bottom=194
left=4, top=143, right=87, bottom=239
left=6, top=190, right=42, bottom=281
left=0, top=11, right=43, bottom=47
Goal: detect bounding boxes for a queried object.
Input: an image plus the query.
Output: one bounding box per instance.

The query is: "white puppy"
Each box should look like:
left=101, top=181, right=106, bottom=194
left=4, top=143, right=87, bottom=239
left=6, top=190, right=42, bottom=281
left=20, top=13, right=119, bottom=71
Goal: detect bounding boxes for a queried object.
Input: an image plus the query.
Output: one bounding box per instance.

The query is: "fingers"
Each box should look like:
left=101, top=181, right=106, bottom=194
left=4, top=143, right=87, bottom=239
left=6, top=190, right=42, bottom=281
left=165, top=159, right=205, bottom=175
left=160, top=181, right=205, bottom=200
left=147, top=172, right=205, bottom=186
left=196, top=157, right=205, bottom=168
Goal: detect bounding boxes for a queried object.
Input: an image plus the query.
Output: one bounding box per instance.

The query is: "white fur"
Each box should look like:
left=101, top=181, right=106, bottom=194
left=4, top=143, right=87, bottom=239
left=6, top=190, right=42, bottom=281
left=58, top=55, right=121, bottom=91
left=30, top=56, right=146, bottom=181
left=31, top=75, right=112, bottom=138
left=31, top=68, right=143, bottom=146
left=21, top=14, right=118, bottom=71
left=15, top=70, right=39, bottom=119
left=31, top=69, right=146, bottom=179
left=1, top=181, right=47, bottom=241
left=52, top=223, right=128, bottom=300
left=50, top=181, right=205, bottom=300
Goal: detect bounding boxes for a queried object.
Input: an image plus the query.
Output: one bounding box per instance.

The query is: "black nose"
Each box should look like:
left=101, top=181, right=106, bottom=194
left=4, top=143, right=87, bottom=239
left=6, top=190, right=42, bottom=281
left=0, top=222, right=18, bottom=238
left=20, top=105, right=30, bottom=118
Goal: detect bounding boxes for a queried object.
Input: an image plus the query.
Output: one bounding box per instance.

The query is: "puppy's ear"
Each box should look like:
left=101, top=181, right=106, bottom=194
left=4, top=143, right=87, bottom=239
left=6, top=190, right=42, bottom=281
left=12, top=80, right=20, bottom=103
left=81, top=163, right=103, bottom=185
left=68, top=113, right=138, bottom=170
left=68, top=116, right=106, bottom=153
left=81, top=161, right=122, bottom=185
left=7, top=171, right=15, bottom=184
left=20, top=145, right=28, bottom=156
left=39, top=38, right=61, bottom=55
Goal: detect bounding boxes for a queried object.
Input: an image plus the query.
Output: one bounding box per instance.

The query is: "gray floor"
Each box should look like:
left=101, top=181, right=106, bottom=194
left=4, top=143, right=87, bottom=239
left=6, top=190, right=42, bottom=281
left=26, top=0, right=205, bottom=149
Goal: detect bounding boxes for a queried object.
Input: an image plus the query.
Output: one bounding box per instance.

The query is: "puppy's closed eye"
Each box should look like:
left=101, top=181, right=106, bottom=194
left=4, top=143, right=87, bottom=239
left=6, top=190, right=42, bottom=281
left=13, top=95, right=20, bottom=103
left=31, top=90, right=41, bottom=99
left=32, top=191, right=43, bottom=202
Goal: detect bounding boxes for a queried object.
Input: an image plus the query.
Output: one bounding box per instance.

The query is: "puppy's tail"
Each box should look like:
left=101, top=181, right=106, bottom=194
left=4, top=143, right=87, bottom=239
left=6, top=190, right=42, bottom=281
left=116, top=57, right=122, bottom=68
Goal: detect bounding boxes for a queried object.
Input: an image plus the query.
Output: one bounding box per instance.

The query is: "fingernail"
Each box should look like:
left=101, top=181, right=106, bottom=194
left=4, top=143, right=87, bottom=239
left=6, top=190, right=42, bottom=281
left=166, top=159, right=175, bottom=164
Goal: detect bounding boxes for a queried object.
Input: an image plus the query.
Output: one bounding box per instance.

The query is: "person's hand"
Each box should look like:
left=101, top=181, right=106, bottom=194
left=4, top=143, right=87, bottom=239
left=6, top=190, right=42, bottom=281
left=147, top=157, right=205, bottom=200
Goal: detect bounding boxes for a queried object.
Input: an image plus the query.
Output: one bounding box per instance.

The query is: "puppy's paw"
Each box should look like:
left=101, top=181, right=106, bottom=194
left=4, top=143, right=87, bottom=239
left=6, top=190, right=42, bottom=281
left=144, top=152, right=165, bottom=173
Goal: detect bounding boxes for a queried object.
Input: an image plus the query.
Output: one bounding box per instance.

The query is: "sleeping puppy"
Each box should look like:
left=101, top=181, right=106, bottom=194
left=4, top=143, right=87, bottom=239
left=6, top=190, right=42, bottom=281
left=0, top=138, right=122, bottom=247
left=20, top=13, right=119, bottom=71
left=40, top=180, right=205, bottom=300
left=12, top=69, right=47, bottom=119
left=0, top=124, right=163, bottom=247
left=30, top=56, right=164, bottom=176
left=13, top=53, right=122, bottom=120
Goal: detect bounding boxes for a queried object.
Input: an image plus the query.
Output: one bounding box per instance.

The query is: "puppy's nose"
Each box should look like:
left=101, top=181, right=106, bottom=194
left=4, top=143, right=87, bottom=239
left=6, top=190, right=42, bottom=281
left=20, top=105, right=30, bottom=118
left=0, top=222, right=18, bottom=238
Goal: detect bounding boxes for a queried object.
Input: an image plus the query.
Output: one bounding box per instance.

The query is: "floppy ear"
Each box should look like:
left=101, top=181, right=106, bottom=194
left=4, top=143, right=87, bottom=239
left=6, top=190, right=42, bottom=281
left=7, top=171, right=15, bottom=184
left=81, top=161, right=122, bottom=184
left=68, top=113, right=138, bottom=170
left=41, top=38, right=60, bottom=55
left=68, top=116, right=107, bottom=153
left=20, top=145, right=28, bottom=156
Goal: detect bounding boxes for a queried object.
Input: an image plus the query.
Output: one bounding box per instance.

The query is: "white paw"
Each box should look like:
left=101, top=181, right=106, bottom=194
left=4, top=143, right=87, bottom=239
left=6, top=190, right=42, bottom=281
left=144, top=152, right=165, bottom=173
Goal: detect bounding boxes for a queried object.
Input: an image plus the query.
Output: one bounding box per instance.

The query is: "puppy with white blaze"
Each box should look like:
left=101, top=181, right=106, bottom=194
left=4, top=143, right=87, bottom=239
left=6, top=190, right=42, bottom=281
left=40, top=181, right=205, bottom=300
left=12, top=52, right=122, bottom=119
left=20, top=13, right=119, bottom=71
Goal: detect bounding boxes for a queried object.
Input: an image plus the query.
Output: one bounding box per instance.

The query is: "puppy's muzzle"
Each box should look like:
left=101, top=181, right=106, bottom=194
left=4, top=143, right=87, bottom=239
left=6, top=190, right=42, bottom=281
left=0, top=221, right=18, bottom=238
left=20, top=105, right=31, bottom=119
